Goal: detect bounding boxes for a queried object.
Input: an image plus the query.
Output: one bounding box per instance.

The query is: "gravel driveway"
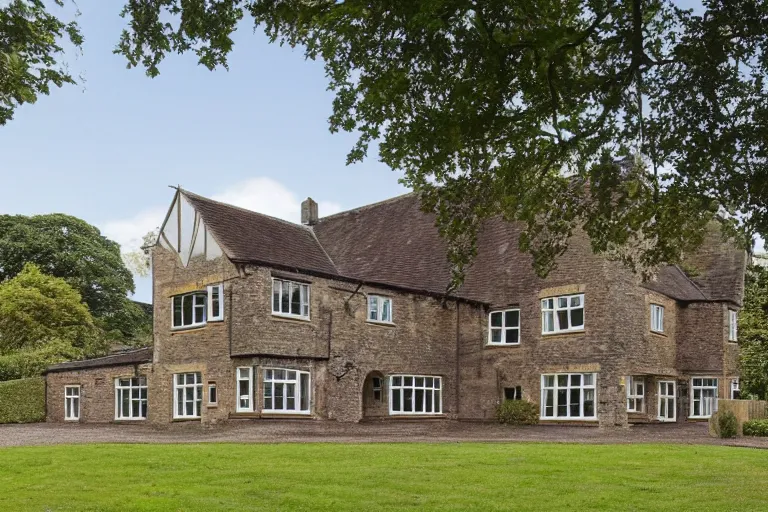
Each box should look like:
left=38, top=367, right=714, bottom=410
left=2, top=420, right=767, bottom=448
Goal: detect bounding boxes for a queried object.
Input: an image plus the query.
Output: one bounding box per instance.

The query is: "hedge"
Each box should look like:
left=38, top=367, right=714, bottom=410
left=0, top=377, right=46, bottom=423
left=742, top=419, right=768, bottom=437
left=496, top=399, right=539, bottom=425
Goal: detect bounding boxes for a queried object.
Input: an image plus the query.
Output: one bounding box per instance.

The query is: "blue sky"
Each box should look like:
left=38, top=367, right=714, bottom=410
left=0, top=1, right=408, bottom=302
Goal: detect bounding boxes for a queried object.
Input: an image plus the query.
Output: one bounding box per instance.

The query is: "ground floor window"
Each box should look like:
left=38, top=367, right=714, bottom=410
left=236, top=367, right=253, bottom=412
left=173, top=372, right=203, bottom=419
left=208, top=382, right=218, bottom=406
left=626, top=376, right=645, bottom=413
left=64, top=385, right=80, bottom=421
left=372, top=377, right=383, bottom=402
left=389, top=375, right=442, bottom=415
left=504, top=386, right=522, bottom=400
left=541, top=373, right=597, bottom=420
left=691, top=377, right=718, bottom=418
left=115, top=377, right=147, bottom=420
left=730, top=378, right=740, bottom=400
left=263, top=368, right=311, bottom=414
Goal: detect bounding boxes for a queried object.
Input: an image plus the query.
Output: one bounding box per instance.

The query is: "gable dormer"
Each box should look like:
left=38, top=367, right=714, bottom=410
left=157, top=189, right=223, bottom=266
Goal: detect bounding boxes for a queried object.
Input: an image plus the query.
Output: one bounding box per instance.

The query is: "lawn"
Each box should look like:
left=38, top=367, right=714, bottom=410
left=1, top=443, right=766, bottom=511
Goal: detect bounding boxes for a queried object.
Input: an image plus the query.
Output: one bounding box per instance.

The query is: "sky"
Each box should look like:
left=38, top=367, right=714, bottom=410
left=0, top=1, right=408, bottom=303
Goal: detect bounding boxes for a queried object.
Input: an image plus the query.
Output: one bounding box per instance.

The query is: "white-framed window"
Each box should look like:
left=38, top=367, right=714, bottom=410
left=236, top=367, right=253, bottom=412
left=368, top=295, right=393, bottom=323
left=389, top=375, right=442, bottom=415
left=691, top=377, right=718, bottom=418
left=729, top=310, right=738, bottom=342
left=541, top=294, right=584, bottom=334
left=730, top=378, right=740, bottom=399
left=372, top=377, right=383, bottom=402
left=115, top=377, right=147, bottom=420
left=626, top=376, right=645, bottom=413
left=541, top=373, right=597, bottom=420
left=208, top=382, right=218, bottom=406
left=263, top=368, right=311, bottom=414
left=172, top=291, right=207, bottom=328
left=173, top=372, right=203, bottom=419
left=207, top=284, right=224, bottom=321
left=64, top=385, right=80, bottom=421
left=504, top=386, right=522, bottom=401
left=650, top=304, right=664, bottom=333
left=488, top=309, right=520, bottom=345
left=272, top=279, right=310, bottom=319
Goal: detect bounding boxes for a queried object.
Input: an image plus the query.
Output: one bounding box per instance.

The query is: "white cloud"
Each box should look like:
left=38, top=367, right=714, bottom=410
left=100, top=177, right=343, bottom=255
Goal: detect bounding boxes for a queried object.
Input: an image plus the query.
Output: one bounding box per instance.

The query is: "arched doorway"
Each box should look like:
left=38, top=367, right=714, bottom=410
left=362, top=371, right=387, bottom=419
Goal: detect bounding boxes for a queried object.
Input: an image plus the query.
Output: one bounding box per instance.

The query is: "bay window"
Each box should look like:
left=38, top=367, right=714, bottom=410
left=236, top=367, right=253, bottom=412
left=691, top=378, right=718, bottom=418
left=262, top=368, right=311, bottom=414
left=541, top=294, right=584, bottom=334
left=541, top=373, right=596, bottom=420
left=389, top=375, right=442, bottom=415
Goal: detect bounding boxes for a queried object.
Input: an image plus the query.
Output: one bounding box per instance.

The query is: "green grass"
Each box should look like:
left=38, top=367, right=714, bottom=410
left=1, top=443, right=767, bottom=511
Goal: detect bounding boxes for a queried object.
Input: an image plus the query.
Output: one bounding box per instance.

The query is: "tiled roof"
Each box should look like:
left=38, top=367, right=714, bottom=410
left=45, top=347, right=152, bottom=373
left=182, top=190, right=338, bottom=275
left=179, top=189, right=744, bottom=306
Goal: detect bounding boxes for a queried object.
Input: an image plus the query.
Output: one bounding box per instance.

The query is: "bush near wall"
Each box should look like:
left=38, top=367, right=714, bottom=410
left=0, top=377, right=46, bottom=423
left=743, top=419, right=768, bottom=437
left=496, top=400, right=539, bottom=425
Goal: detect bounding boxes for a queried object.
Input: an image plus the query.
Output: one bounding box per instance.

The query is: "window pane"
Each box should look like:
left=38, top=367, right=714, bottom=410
left=392, top=376, right=401, bottom=387
left=272, top=283, right=280, bottom=312
left=557, top=310, right=569, bottom=329
left=570, top=374, right=581, bottom=386
left=545, top=390, right=554, bottom=416
left=392, top=389, right=401, bottom=411
left=281, top=281, right=290, bottom=313
left=414, top=389, right=424, bottom=412
left=404, top=389, right=413, bottom=412
left=490, top=312, right=502, bottom=327
left=558, top=297, right=568, bottom=308
left=571, top=307, right=584, bottom=328
left=570, top=389, right=581, bottom=416
left=557, top=375, right=568, bottom=387
left=434, top=390, right=441, bottom=413
left=212, top=286, right=221, bottom=318
left=173, top=297, right=182, bottom=326
left=382, top=299, right=391, bottom=322
left=506, top=329, right=518, bottom=344
left=505, top=310, right=519, bottom=327
left=286, top=383, right=296, bottom=411
left=570, top=295, right=581, bottom=307
left=583, top=374, right=594, bottom=386
left=543, top=311, right=554, bottom=332
left=490, top=328, right=502, bottom=343
left=584, top=390, right=595, bottom=417
left=369, top=296, right=378, bottom=320
left=557, top=390, right=568, bottom=416
left=301, top=285, right=309, bottom=317
left=183, top=295, right=193, bottom=325
left=300, top=373, right=310, bottom=411
left=290, top=284, right=301, bottom=315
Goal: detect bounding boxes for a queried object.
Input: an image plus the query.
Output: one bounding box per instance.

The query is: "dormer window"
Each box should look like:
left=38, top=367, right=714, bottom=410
left=272, top=279, right=310, bottom=319
left=488, top=309, right=520, bottom=344
left=368, top=295, right=393, bottom=323
left=541, top=294, right=584, bottom=334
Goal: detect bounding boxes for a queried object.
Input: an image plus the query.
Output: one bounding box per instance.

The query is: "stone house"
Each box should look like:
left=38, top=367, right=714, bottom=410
left=45, top=189, right=745, bottom=427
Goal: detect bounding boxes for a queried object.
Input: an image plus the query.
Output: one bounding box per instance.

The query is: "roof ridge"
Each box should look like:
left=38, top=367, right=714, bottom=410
left=317, top=191, right=418, bottom=222
left=671, top=264, right=709, bottom=300
left=180, top=188, right=313, bottom=233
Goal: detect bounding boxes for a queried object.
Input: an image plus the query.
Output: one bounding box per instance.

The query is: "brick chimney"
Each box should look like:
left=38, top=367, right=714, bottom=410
left=301, top=197, right=319, bottom=226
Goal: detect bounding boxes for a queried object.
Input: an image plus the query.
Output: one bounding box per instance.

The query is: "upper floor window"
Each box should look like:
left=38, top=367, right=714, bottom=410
left=172, top=285, right=224, bottom=329
left=541, top=294, right=584, bottom=334
left=729, top=310, right=738, bottom=342
left=651, top=304, right=664, bottom=333
left=488, top=309, right=520, bottom=345
left=272, top=279, right=310, bottom=319
left=368, top=295, right=393, bottom=323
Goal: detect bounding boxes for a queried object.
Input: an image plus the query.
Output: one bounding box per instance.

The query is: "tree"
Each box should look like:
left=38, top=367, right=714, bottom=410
left=0, top=213, right=149, bottom=339
left=0, top=0, right=82, bottom=125
left=122, top=229, right=159, bottom=278
left=116, top=0, right=766, bottom=287
left=0, top=263, right=105, bottom=356
left=739, top=264, right=768, bottom=400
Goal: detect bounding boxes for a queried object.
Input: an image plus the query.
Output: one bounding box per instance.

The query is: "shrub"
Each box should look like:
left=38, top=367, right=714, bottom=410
left=717, top=411, right=738, bottom=438
left=496, top=400, right=539, bottom=425
left=0, top=377, right=45, bottom=423
left=743, top=419, right=768, bottom=437
left=0, top=341, right=82, bottom=381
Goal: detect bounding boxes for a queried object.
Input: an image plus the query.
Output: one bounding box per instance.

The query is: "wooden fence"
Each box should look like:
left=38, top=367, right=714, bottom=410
left=709, top=399, right=768, bottom=436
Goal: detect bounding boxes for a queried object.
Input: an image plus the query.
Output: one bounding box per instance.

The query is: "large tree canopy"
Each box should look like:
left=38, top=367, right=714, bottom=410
left=0, top=213, right=149, bottom=339
left=0, top=0, right=82, bottom=125
left=740, top=264, right=768, bottom=399
left=114, top=0, right=767, bottom=286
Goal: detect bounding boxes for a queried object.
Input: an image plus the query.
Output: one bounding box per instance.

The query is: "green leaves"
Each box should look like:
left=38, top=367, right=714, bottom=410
left=114, top=0, right=766, bottom=285
left=739, top=264, right=768, bottom=399
left=0, top=0, right=82, bottom=125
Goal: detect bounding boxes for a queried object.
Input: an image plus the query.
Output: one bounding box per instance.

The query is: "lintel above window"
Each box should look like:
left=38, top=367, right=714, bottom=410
left=368, top=295, right=393, bottom=324
left=488, top=309, right=520, bottom=345
left=541, top=293, right=584, bottom=334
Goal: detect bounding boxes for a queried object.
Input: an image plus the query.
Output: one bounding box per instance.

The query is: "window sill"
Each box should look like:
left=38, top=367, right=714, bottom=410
left=172, top=417, right=201, bottom=422
left=366, top=320, right=396, bottom=327
left=539, top=417, right=597, bottom=422
left=171, top=324, right=208, bottom=333
left=229, top=412, right=313, bottom=419
left=388, top=414, right=447, bottom=419
left=271, top=313, right=311, bottom=323
left=485, top=342, right=521, bottom=348
left=541, top=329, right=585, bottom=338
left=650, top=330, right=667, bottom=337
left=113, top=418, right=147, bottom=422
left=687, top=416, right=712, bottom=421
left=207, top=404, right=218, bottom=408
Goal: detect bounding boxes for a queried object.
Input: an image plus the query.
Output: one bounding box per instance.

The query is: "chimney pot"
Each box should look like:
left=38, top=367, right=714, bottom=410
left=301, top=197, right=319, bottom=225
